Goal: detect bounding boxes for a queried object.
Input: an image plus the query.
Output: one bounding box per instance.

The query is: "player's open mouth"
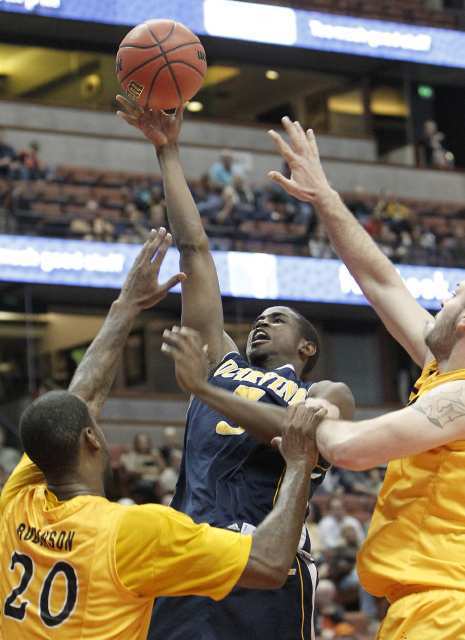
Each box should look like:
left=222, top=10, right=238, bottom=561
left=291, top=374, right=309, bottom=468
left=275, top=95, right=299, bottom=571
left=251, top=329, right=271, bottom=346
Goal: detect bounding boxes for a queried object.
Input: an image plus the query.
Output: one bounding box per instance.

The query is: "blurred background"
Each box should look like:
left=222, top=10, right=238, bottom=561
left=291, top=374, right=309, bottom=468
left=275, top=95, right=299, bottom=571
left=0, top=1, right=465, bottom=637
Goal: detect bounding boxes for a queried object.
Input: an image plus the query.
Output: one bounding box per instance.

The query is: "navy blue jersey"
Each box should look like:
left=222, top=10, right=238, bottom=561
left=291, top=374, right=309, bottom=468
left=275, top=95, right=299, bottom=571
left=171, top=352, right=327, bottom=532
left=150, top=353, right=329, bottom=640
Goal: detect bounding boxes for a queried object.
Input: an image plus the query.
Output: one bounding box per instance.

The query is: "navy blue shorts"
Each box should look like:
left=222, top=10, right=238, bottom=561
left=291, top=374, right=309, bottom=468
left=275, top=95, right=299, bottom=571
left=149, top=554, right=317, bottom=640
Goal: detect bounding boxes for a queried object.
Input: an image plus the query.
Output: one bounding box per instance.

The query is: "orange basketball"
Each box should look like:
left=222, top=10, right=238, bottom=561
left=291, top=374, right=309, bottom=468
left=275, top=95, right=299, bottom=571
left=116, top=19, right=207, bottom=111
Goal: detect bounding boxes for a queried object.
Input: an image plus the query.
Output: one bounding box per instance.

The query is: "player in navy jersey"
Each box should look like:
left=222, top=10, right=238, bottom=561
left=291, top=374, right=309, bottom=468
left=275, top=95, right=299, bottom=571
left=117, top=97, right=354, bottom=640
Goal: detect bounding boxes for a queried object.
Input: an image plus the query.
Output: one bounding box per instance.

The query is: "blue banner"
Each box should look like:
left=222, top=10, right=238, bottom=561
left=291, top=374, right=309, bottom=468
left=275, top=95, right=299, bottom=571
left=0, top=235, right=462, bottom=310
left=1, top=0, right=465, bottom=69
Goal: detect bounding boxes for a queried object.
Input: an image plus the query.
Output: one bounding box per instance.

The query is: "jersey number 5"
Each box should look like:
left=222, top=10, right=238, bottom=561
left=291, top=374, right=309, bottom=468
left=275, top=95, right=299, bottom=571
left=215, top=385, right=266, bottom=436
left=4, top=551, right=78, bottom=627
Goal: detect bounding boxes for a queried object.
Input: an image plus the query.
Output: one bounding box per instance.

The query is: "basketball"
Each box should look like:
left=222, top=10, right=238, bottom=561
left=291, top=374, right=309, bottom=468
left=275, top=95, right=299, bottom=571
left=116, top=19, right=207, bottom=111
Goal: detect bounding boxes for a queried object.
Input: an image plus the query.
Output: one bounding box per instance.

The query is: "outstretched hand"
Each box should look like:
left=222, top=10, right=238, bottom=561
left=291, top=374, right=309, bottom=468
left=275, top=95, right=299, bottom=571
left=116, top=94, right=184, bottom=149
left=161, top=326, right=209, bottom=394
left=268, top=116, right=333, bottom=204
left=119, top=228, right=186, bottom=311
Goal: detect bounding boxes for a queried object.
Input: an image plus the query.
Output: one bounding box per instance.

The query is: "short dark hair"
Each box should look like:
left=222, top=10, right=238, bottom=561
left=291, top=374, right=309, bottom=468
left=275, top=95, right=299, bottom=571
left=20, top=391, right=91, bottom=474
left=289, top=308, right=320, bottom=377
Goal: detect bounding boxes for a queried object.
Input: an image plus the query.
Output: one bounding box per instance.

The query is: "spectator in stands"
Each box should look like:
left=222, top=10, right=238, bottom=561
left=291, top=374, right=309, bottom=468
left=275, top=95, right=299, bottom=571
left=209, top=149, right=237, bottom=187
left=148, top=185, right=167, bottom=228
left=120, top=432, right=165, bottom=503
left=18, top=140, right=46, bottom=180
left=0, top=129, right=16, bottom=178
left=331, top=524, right=379, bottom=620
left=159, top=449, right=182, bottom=497
left=338, top=468, right=384, bottom=497
left=91, top=213, right=115, bottom=242
left=318, top=496, right=365, bottom=549
left=160, top=426, right=182, bottom=465
left=309, top=223, right=334, bottom=258
left=417, top=119, right=454, bottom=169
left=0, top=424, right=21, bottom=475
left=315, top=578, right=348, bottom=639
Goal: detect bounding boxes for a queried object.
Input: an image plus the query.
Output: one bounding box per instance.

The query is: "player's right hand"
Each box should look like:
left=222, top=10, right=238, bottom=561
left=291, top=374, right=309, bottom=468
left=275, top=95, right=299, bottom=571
left=119, top=228, right=186, bottom=311
left=116, top=94, right=184, bottom=149
left=267, top=116, right=333, bottom=205
left=272, top=402, right=327, bottom=468
left=161, top=326, right=209, bottom=394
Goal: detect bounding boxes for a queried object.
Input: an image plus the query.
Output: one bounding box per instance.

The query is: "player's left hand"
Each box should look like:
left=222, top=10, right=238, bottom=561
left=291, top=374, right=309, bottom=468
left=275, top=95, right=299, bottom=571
left=116, top=94, right=184, bottom=149
left=119, top=228, right=186, bottom=311
left=161, top=326, right=209, bottom=394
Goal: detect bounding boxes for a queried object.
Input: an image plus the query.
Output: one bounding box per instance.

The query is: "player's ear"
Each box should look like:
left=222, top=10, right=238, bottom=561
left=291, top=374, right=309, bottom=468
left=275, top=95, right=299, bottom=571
left=457, top=314, right=465, bottom=337
left=83, top=427, right=101, bottom=452
left=298, top=338, right=316, bottom=359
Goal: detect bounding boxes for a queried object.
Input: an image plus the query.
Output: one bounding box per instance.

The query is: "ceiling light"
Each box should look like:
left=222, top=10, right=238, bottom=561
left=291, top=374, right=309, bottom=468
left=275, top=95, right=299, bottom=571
left=186, top=101, right=204, bottom=113
left=265, top=69, right=279, bottom=80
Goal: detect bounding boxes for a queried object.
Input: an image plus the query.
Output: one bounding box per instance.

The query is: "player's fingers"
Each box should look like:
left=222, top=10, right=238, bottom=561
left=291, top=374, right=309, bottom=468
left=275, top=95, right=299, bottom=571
left=151, top=231, right=171, bottom=270
left=179, top=326, right=203, bottom=347
left=158, top=272, right=187, bottom=295
left=138, top=228, right=164, bottom=264
left=294, top=120, right=308, bottom=148
left=281, top=116, right=304, bottom=151
left=162, top=329, right=189, bottom=354
left=116, top=111, right=140, bottom=128
left=269, top=172, right=316, bottom=202
left=306, top=129, right=320, bottom=159
left=130, top=229, right=158, bottom=267
left=161, top=342, right=184, bottom=361
left=268, top=171, right=297, bottom=193
left=116, top=94, right=142, bottom=117
left=271, top=436, right=282, bottom=451
left=268, top=129, right=295, bottom=161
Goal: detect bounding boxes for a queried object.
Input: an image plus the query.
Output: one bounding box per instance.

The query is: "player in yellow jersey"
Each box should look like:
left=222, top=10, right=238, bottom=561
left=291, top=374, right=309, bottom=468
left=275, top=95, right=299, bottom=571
left=0, top=228, right=323, bottom=640
left=259, top=116, right=465, bottom=639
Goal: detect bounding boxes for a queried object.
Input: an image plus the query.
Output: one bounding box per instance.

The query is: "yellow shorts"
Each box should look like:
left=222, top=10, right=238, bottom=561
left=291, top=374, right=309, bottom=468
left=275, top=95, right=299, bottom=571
left=377, top=590, right=465, bottom=640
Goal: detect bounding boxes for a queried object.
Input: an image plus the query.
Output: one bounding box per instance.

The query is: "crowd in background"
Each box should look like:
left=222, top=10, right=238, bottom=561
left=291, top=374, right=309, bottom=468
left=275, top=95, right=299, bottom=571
left=0, top=133, right=464, bottom=268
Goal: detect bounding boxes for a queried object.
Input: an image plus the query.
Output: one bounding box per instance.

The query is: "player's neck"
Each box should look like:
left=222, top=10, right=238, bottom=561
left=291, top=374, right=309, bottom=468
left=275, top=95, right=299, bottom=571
left=441, top=343, right=465, bottom=373
left=46, top=472, right=104, bottom=501
left=253, top=354, right=303, bottom=376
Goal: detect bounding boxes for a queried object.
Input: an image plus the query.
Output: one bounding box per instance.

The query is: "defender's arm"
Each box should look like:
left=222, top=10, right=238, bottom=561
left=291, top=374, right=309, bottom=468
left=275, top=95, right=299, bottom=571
left=69, top=230, right=184, bottom=420
left=314, top=380, right=465, bottom=470
left=269, top=118, right=434, bottom=367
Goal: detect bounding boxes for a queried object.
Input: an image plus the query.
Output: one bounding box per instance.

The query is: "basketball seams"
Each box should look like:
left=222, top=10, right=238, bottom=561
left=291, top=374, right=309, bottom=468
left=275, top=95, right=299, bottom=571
left=118, top=41, right=203, bottom=84
left=147, top=23, right=184, bottom=107
left=148, top=20, right=176, bottom=47
left=168, top=61, right=205, bottom=79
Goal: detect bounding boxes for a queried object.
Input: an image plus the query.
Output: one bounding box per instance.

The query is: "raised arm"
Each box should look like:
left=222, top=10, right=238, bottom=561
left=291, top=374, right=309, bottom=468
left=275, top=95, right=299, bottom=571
left=69, top=229, right=185, bottom=420
left=116, top=96, right=235, bottom=367
left=268, top=117, right=434, bottom=367
left=303, top=380, right=465, bottom=470
left=0, top=230, right=184, bottom=510
left=161, top=326, right=353, bottom=443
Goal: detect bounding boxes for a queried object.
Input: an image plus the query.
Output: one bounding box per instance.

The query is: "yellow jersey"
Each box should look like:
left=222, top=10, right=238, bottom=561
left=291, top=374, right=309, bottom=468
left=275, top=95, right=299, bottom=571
left=0, top=455, right=252, bottom=639
left=357, top=361, right=465, bottom=602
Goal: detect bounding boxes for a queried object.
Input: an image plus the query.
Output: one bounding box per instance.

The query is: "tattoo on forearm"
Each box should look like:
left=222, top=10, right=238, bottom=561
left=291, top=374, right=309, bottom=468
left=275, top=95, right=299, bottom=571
left=413, top=387, right=465, bottom=429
